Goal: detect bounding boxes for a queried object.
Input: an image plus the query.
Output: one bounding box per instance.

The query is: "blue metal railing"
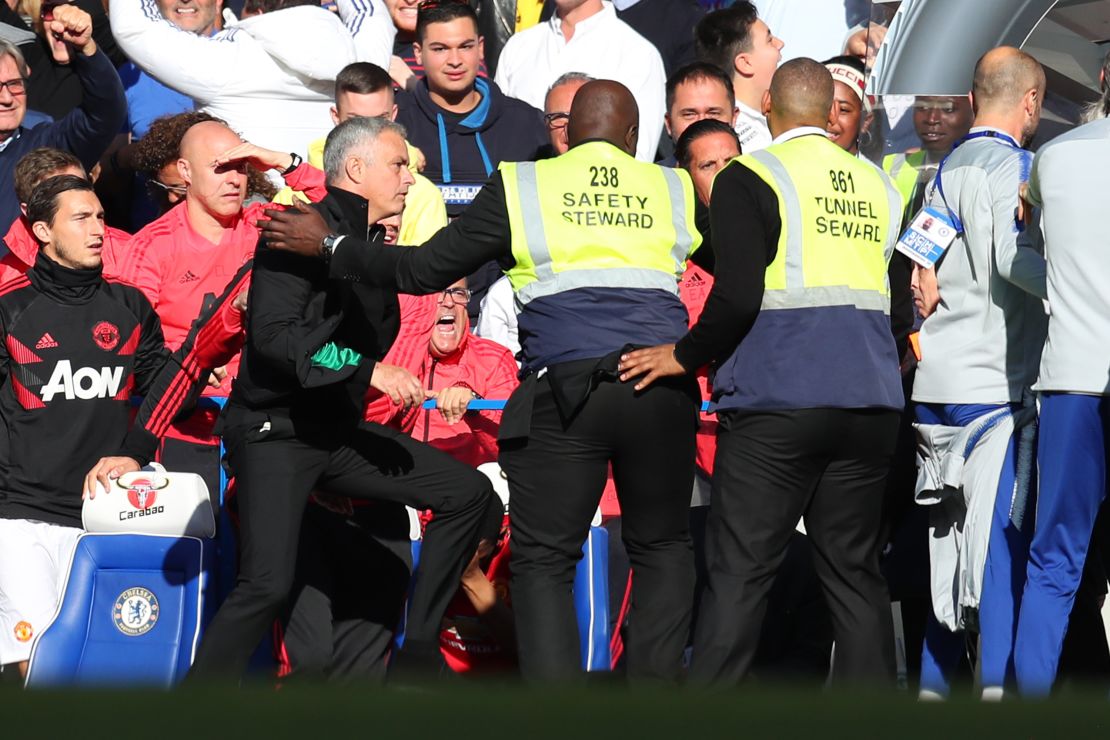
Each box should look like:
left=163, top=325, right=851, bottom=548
left=419, top=399, right=714, bottom=412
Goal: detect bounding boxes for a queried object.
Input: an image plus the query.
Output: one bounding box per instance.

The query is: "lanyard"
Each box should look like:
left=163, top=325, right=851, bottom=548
left=932, top=130, right=1031, bottom=236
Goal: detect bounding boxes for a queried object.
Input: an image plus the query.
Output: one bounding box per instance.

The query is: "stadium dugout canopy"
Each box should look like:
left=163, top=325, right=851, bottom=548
left=866, top=0, right=1110, bottom=142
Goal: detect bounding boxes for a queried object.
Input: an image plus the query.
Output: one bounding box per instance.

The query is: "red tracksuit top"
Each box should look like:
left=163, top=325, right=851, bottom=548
left=680, top=263, right=718, bottom=477
left=394, top=329, right=519, bottom=468
left=438, top=520, right=514, bottom=674
left=118, top=165, right=326, bottom=442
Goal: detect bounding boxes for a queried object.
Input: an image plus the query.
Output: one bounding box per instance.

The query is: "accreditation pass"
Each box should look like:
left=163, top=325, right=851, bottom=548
left=895, top=207, right=957, bottom=269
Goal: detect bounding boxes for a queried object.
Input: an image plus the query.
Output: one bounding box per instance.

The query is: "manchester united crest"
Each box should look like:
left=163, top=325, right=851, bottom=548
left=14, top=620, right=32, bottom=642
left=92, top=321, right=120, bottom=351
left=113, top=587, right=159, bottom=636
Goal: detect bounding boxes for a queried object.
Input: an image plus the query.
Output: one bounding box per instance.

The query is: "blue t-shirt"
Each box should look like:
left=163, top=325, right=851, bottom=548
left=119, top=62, right=194, bottom=140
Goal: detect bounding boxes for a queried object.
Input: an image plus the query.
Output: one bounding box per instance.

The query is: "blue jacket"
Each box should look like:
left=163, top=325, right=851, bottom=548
left=395, top=77, right=546, bottom=216
left=0, top=49, right=126, bottom=232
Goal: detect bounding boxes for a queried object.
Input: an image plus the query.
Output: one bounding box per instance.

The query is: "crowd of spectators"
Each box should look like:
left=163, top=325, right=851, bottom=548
left=0, top=0, right=1106, bottom=697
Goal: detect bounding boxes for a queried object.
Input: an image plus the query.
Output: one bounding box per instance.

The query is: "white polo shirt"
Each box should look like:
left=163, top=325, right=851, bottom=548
left=735, top=101, right=772, bottom=153
left=494, top=1, right=666, bottom=162
left=1028, top=117, right=1110, bottom=395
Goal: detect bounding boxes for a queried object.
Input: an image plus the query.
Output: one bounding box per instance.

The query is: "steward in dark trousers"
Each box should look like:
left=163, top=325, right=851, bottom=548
left=621, top=59, right=905, bottom=686
left=260, top=81, right=710, bottom=683
left=187, top=117, right=494, bottom=681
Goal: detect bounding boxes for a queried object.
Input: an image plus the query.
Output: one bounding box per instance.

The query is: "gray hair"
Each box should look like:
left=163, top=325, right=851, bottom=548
left=0, top=40, right=29, bottom=80
left=547, top=72, right=594, bottom=97
left=1082, top=49, right=1110, bottom=124
left=323, top=116, right=408, bottom=184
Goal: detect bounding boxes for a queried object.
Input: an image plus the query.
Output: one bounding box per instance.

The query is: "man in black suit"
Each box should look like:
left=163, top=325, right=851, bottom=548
left=188, top=116, right=494, bottom=681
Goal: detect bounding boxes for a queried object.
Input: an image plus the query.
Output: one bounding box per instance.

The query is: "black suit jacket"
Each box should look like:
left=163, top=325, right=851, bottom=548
left=227, top=187, right=398, bottom=433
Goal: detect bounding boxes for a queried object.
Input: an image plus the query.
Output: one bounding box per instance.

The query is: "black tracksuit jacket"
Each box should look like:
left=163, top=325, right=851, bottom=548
left=0, top=253, right=230, bottom=527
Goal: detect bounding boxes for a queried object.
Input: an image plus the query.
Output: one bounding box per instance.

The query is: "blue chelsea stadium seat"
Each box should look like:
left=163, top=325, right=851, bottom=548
left=25, top=533, right=213, bottom=688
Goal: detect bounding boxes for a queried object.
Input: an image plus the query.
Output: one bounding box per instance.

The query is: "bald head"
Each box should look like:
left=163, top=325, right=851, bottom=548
left=972, top=46, right=1045, bottom=114
left=566, top=80, right=639, bottom=155
left=764, top=57, right=834, bottom=136
left=178, top=120, right=248, bottom=221
left=180, top=121, right=243, bottom=165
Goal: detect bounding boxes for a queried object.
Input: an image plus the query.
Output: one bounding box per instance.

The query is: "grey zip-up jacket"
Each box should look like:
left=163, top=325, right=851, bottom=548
left=913, top=128, right=1048, bottom=404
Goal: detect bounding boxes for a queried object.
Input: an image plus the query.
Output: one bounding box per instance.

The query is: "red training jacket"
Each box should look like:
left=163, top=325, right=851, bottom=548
left=394, top=329, right=519, bottom=468
left=116, top=164, right=326, bottom=443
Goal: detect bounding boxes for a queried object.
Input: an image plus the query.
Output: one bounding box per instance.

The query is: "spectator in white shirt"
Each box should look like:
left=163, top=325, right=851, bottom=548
left=753, top=0, right=868, bottom=63
left=694, top=2, right=783, bottom=153
left=476, top=276, right=520, bottom=359
left=111, top=0, right=389, bottom=157
left=493, top=0, right=666, bottom=162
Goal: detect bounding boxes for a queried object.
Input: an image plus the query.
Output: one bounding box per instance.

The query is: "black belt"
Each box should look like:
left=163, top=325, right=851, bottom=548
left=498, top=345, right=639, bottom=442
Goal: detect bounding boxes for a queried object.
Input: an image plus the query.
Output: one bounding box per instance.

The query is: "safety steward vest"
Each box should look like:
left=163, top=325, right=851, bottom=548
left=500, top=140, right=702, bottom=370
left=713, top=133, right=905, bottom=411
left=882, top=150, right=933, bottom=229
left=882, top=150, right=926, bottom=205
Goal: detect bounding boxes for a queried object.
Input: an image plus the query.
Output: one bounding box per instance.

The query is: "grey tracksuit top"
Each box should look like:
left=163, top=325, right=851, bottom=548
left=913, top=127, right=1048, bottom=405
left=1028, top=117, right=1110, bottom=395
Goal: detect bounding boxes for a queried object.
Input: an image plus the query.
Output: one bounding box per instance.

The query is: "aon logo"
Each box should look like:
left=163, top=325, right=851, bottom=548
left=41, top=360, right=124, bottom=402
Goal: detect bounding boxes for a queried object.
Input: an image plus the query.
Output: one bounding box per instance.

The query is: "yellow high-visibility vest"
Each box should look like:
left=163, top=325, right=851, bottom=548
left=882, top=149, right=927, bottom=205
left=500, top=140, right=701, bottom=306
left=711, top=132, right=906, bottom=411
left=741, top=135, right=903, bottom=315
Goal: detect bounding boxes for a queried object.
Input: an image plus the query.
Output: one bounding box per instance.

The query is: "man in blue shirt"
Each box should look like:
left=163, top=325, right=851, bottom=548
left=0, top=6, right=125, bottom=233
left=119, top=0, right=224, bottom=140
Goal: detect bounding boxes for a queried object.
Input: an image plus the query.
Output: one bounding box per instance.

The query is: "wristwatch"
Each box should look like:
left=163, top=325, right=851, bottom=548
left=321, top=233, right=342, bottom=261
left=281, top=152, right=303, bottom=176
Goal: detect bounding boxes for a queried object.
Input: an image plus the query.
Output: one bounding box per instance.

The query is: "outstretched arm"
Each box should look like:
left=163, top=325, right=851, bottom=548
left=259, top=173, right=515, bottom=294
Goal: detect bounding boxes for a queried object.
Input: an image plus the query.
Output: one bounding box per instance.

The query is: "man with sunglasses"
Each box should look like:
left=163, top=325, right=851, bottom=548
left=0, top=6, right=126, bottom=233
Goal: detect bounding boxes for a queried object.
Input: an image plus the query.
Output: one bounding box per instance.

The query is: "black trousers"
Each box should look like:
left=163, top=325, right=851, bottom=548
left=278, top=503, right=412, bottom=683
left=690, top=408, right=900, bottom=686
left=188, top=415, right=492, bottom=680
left=499, top=375, right=699, bottom=682
left=158, top=437, right=222, bottom=515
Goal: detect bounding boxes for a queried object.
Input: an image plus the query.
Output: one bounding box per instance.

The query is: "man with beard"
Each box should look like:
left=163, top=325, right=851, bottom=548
left=910, top=47, right=1048, bottom=700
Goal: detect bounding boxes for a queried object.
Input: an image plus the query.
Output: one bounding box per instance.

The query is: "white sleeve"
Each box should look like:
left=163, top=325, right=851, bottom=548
left=476, top=278, right=521, bottom=356
left=338, top=0, right=395, bottom=70
left=493, top=36, right=519, bottom=99
left=632, top=44, right=666, bottom=162
left=110, top=0, right=244, bottom=101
